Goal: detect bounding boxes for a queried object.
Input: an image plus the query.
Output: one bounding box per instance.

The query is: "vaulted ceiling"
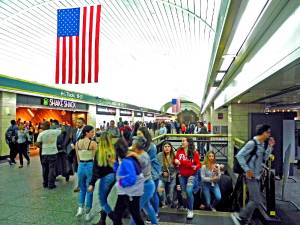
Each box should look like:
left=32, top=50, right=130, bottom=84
left=0, top=0, right=223, bottom=110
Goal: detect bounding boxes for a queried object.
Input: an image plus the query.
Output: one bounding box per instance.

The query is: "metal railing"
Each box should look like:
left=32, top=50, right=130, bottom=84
left=153, top=133, right=228, bottom=162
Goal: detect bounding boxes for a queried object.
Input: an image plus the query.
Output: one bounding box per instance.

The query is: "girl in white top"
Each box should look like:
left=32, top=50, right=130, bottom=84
left=75, top=125, right=97, bottom=221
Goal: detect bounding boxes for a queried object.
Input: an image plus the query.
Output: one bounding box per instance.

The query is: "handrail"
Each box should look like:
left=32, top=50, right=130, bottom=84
left=152, top=133, right=228, bottom=142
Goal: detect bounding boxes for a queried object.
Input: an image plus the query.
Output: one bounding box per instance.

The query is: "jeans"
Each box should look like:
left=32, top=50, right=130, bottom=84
left=179, top=175, right=195, bottom=210
left=41, top=154, right=57, bottom=188
left=151, top=179, right=160, bottom=214
left=98, top=172, right=115, bottom=213
left=131, top=179, right=157, bottom=225
left=239, top=179, right=262, bottom=222
left=114, top=195, right=144, bottom=225
left=78, top=161, right=93, bottom=209
left=8, top=142, right=17, bottom=163
left=158, top=177, right=176, bottom=205
left=18, top=142, right=30, bottom=165
left=202, top=182, right=221, bottom=208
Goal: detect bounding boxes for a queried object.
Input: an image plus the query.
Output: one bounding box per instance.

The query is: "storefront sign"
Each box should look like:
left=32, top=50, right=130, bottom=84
left=134, top=111, right=143, bottom=117
left=41, top=98, right=76, bottom=109
left=144, top=112, right=154, bottom=117
left=96, top=106, right=116, bottom=115
left=120, top=109, right=132, bottom=116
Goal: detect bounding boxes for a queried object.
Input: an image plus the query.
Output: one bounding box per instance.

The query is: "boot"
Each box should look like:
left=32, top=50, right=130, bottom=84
left=93, top=210, right=107, bottom=225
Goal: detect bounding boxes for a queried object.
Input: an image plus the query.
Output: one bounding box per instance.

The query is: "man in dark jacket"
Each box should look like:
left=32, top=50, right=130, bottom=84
left=5, top=120, right=18, bottom=165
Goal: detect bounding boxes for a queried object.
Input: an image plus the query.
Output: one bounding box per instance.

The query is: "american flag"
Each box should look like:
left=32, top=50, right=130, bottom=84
left=55, top=5, right=101, bottom=84
left=172, top=99, right=181, bottom=113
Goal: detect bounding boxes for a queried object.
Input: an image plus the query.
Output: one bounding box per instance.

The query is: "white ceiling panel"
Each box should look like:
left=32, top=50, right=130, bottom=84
left=0, top=0, right=222, bottom=110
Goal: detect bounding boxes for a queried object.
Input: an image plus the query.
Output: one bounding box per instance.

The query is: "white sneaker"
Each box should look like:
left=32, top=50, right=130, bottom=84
left=75, top=207, right=83, bottom=217
left=85, top=211, right=92, bottom=221
left=186, top=210, right=193, bottom=219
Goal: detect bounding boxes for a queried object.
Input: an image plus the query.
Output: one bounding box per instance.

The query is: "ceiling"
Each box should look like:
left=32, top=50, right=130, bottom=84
left=231, top=57, right=300, bottom=110
left=0, top=0, right=223, bottom=110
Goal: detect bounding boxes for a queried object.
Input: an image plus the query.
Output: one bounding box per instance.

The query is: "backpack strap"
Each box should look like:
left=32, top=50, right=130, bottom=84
left=246, top=139, right=258, bottom=164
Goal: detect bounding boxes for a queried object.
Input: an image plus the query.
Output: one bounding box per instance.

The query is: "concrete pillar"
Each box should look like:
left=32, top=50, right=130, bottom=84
left=87, top=105, right=96, bottom=128
left=0, top=92, right=17, bottom=157
left=227, top=103, right=265, bottom=169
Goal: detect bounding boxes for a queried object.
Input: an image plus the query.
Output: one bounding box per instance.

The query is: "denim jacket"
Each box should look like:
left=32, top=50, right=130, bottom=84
left=236, top=136, right=272, bottom=179
left=146, top=143, right=161, bottom=181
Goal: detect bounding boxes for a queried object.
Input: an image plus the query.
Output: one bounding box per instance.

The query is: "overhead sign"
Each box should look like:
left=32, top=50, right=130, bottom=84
left=144, top=112, right=154, bottom=117
left=41, top=98, right=76, bottom=109
left=120, top=109, right=132, bottom=116
left=134, top=111, right=143, bottom=117
left=96, top=106, right=116, bottom=115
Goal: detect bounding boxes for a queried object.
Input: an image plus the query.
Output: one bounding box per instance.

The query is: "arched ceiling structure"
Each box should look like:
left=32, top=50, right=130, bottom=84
left=160, top=99, right=201, bottom=114
left=0, top=0, right=224, bottom=110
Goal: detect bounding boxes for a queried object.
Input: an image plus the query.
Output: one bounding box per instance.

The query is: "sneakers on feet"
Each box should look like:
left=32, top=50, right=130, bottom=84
left=75, top=207, right=83, bottom=217
left=73, top=187, right=80, bottom=192
left=85, top=211, right=92, bottom=221
left=231, top=212, right=248, bottom=225
left=186, top=210, right=193, bottom=219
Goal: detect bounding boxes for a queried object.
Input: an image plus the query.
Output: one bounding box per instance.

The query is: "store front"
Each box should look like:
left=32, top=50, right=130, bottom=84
left=120, top=109, right=133, bottom=123
left=96, top=106, right=117, bottom=128
left=16, top=94, right=89, bottom=126
left=134, top=111, right=143, bottom=122
left=143, top=112, right=155, bottom=122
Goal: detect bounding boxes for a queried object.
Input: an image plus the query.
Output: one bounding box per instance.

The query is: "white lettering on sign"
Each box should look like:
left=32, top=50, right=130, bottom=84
left=49, top=98, right=76, bottom=109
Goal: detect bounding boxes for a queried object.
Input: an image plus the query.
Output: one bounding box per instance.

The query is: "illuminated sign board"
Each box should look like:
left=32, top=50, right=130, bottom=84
left=134, top=111, right=143, bottom=117
left=96, top=106, right=117, bottom=115
left=120, top=109, right=132, bottom=116
left=41, top=98, right=76, bottom=109
left=144, top=112, right=154, bottom=117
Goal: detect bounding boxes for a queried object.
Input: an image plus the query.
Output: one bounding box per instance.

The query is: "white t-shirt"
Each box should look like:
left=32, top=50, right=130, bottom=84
left=37, top=129, right=61, bottom=155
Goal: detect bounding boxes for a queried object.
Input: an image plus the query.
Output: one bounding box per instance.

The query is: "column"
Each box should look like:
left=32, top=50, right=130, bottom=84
left=0, top=92, right=17, bottom=157
left=87, top=105, right=96, bottom=128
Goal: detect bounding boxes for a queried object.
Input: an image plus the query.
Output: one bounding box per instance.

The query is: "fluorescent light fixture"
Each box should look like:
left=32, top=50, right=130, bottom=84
left=27, top=109, right=34, bottom=117
left=227, top=0, right=268, bottom=55
left=215, top=72, right=226, bottom=81
left=220, top=55, right=235, bottom=71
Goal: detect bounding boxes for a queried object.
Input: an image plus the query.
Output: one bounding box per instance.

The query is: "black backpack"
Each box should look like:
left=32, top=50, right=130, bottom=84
left=233, top=139, right=258, bottom=174
left=6, top=126, right=17, bottom=143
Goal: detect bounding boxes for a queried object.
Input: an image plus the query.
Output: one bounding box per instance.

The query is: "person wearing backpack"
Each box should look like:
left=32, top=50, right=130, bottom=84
left=5, top=120, right=18, bottom=165
left=231, top=124, right=275, bottom=225
left=112, top=138, right=145, bottom=225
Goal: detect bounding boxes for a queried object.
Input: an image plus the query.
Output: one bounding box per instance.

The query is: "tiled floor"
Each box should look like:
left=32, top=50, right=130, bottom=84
left=0, top=157, right=233, bottom=225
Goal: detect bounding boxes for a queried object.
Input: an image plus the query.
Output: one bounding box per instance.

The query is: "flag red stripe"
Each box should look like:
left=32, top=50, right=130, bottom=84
left=81, top=7, right=87, bottom=84
left=94, top=5, right=101, bottom=83
left=75, top=36, right=79, bottom=84
left=55, top=37, right=60, bottom=84
left=88, top=6, right=94, bottom=83
left=62, top=37, right=66, bottom=84
left=68, top=37, right=73, bottom=84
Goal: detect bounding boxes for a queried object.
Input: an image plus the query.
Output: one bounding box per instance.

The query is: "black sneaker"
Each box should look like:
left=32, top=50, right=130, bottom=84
left=48, top=185, right=57, bottom=189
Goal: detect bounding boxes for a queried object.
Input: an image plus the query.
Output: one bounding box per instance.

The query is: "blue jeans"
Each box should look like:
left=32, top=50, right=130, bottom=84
left=131, top=179, right=157, bottom=225
left=151, top=179, right=160, bottom=214
left=203, top=182, right=221, bottom=208
left=179, top=175, right=195, bottom=210
left=158, top=177, right=176, bottom=205
left=78, top=162, right=94, bottom=209
left=98, top=172, right=115, bottom=213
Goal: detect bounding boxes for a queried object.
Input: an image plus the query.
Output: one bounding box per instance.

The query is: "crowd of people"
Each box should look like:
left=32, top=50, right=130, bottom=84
left=5, top=117, right=275, bottom=225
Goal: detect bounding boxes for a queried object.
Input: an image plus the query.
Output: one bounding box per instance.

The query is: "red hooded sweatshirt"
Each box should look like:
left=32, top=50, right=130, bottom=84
left=175, top=147, right=201, bottom=177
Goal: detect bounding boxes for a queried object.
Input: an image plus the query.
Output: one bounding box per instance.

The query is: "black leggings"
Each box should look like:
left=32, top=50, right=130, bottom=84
left=18, top=142, right=30, bottom=165
left=113, top=195, right=144, bottom=225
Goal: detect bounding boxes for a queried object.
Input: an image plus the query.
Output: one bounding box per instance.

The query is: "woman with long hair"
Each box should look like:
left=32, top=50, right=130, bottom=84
left=201, top=151, right=221, bottom=211
left=157, top=141, right=177, bottom=208
left=88, top=132, right=116, bottom=225
left=75, top=125, right=97, bottom=221
left=137, top=127, right=161, bottom=220
left=174, top=137, right=201, bottom=219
